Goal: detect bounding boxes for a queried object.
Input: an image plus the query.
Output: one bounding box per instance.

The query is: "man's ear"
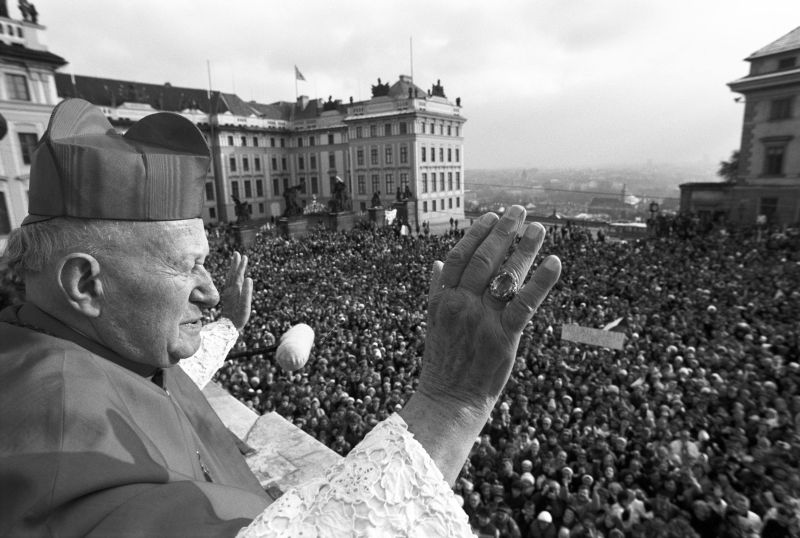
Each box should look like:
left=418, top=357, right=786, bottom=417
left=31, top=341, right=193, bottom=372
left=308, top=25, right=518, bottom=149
left=57, top=253, right=103, bottom=317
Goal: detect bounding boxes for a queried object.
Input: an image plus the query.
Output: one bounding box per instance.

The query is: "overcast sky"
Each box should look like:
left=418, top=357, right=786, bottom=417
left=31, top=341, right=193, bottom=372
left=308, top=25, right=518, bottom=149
left=31, top=0, right=800, bottom=169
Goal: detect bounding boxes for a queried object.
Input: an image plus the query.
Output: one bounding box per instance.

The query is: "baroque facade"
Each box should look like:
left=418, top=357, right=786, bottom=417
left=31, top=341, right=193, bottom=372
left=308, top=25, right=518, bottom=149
left=0, top=7, right=65, bottom=252
left=0, top=7, right=466, bottom=247
left=680, top=26, right=800, bottom=226
left=54, top=73, right=466, bottom=233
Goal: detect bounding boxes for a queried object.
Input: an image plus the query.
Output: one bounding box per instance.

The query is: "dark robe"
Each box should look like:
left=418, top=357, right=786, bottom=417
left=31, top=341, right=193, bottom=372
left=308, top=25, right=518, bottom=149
left=0, top=304, right=269, bottom=536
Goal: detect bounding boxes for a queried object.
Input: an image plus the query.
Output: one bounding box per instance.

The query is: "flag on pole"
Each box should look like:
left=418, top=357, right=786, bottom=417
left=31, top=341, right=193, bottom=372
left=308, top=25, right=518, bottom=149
left=294, top=65, right=306, bottom=81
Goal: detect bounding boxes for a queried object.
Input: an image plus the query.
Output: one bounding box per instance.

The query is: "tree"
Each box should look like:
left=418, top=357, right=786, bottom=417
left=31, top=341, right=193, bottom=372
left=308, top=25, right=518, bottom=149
left=717, top=150, right=740, bottom=182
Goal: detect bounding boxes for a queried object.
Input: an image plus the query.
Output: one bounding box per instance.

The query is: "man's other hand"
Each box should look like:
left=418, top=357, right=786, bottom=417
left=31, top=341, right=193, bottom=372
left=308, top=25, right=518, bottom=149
left=220, top=251, right=253, bottom=332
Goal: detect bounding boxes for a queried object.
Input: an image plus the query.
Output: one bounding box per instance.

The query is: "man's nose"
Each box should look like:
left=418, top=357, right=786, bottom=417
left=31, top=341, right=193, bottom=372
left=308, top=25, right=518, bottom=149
left=192, top=267, right=220, bottom=307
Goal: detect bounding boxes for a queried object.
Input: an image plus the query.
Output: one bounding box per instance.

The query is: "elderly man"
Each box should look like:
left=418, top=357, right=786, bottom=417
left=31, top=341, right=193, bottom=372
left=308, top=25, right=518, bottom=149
left=0, top=99, right=560, bottom=536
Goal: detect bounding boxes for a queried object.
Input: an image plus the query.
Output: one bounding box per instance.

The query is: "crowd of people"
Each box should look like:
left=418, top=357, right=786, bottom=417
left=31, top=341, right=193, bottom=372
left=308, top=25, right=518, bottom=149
left=201, top=218, right=799, bottom=538
left=3, top=214, right=796, bottom=537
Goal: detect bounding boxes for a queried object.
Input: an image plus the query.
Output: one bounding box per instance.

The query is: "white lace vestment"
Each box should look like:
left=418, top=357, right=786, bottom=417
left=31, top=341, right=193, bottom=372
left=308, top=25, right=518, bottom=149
left=182, top=319, right=474, bottom=537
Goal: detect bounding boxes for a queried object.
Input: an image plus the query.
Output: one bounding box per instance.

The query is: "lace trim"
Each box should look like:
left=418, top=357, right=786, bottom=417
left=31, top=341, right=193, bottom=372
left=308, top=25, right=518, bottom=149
left=179, top=318, right=239, bottom=389
left=237, top=413, right=473, bottom=537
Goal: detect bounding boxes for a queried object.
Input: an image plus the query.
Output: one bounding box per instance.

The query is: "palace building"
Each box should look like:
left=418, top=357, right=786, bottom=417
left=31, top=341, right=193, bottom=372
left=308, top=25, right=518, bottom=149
left=0, top=5, right=466, bottom=250
left=680, top=26, right=800, bottom=226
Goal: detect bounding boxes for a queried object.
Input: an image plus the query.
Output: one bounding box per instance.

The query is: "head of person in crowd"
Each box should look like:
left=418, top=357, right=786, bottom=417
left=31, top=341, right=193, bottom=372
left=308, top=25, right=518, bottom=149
left=5, top=99, right=217, bottom=372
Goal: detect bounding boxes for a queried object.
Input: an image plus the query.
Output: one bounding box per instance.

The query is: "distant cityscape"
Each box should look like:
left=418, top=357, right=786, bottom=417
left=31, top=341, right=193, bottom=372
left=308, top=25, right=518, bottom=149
left=463, top=161, right=719, bottom=222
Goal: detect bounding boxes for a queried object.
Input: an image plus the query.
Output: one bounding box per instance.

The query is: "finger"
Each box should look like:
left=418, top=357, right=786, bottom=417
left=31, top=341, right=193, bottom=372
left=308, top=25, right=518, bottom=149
left=240, top=276, right=253, bottom=328
left=484, top=222, right=545, bottom=310
left=227, top=251, right=241, bottom=285
left=460, top=205, right=526, bottom=295
left=502, top=255, right=561, bottom=333
left=427, top=260, right=444, bottom=320
left=439, top=212, right=498, bottom=288
left=237, top=254, right=249, bottom=288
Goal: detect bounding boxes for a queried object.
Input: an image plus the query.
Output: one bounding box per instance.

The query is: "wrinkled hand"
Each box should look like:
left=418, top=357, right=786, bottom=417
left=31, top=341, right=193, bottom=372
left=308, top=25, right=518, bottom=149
left=219, top=251, right=253, bottom=332
left=418, top=205, right=561, bottom=415
left=400, top=206, right=561, bottom=483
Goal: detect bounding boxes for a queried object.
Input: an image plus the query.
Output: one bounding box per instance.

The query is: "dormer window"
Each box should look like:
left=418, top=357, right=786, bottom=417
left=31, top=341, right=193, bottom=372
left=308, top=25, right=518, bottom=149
left=778, top=57, right=797, bottom=70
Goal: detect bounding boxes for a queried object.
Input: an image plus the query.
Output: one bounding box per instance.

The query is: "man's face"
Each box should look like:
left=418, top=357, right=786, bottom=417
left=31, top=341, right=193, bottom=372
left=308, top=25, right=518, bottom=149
left=96, top=219, right=218, bottom=368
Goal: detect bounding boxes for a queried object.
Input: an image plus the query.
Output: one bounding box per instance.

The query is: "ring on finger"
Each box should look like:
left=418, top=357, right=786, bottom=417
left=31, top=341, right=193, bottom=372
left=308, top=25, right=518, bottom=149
left=489, top=270, right=519, bottom=302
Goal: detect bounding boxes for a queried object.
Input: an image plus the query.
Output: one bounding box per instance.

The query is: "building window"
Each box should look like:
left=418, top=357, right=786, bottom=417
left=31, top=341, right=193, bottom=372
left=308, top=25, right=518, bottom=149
left=448, top=172, right=453, bottom=190
left=456, top=127, right=460, bottom=137
left=273, top=178, right=280, bottom=196
left=231, top=181, right=240, bottom=199
left=356, top=126, right=363, bottom=138
left=209, top=207, right=216, bottom=220
left=309, top=155, right=316, bottom=169
left=764, top=145, right=786, bottom=176
left=256, top=179, right=264, bottom=197
left=299, top=178, right=307, bottom=194
left=456, top=171, right=461, bottom=189
left=8, top=74, right=31, bottom=101
left=271, top=157, right=278, bottom=170
left=258, top=202, right=264, bottom=213
left=254, top=157, right=261, bottom=171
left=432, top=199, right=436, bottom=211
left=270, top=137, right=276, bottom=147
left=400, top=145, right=408, bottom=163
left=440, top=173, right=446, bottom=191
left=385, top=146, right=393, bottom=164
left=244, top=180, right=252, bottom=198
left=253, top=136, right=259, bottom=147
left=439, top=148, right=444, bottom=161
left=370, top=146, right=378, bottom=165
left=328, top=133, right=335, bottom=144
left=447, top=148, right=452, bottom=162
left=241, top=136, right=247, bottom=147
left=357, top=174, right=366, bottom=194
left=280, top=138, right=286, bottom=148
left=371, top=174, right=380, bottom=193
left=778, top=57, right=797, bottom=70
left=399, top=122, right=407, bottom=135
left=329, top=176, right=338, bottom=194
left=298, top=137, right=303, bottom=148
left=423, top=201, right=428, bottom=213
left=311, top=176, right=319, bottom=194
left=456, top=148, right=460, bottom=162
left=384, top=123, right=392, bottom=136
left=370, top=125, right=377, bottom=137
left=400, top=173, right=409, bottom=192
left=281, top=157, right=287, bottom=171
left=456, top=197, right=461, bottom=207
left=421, top=147, right=427, bottom=162
left=430, top=123, right=435, bottom=135
left=242, top=157, right=249, bottom=172
left=449, top=198, right=453, bottom=209
left=205, top=182, right=215, bottom=201
left=328, top=153, right=336, bottom=169
left=385, top=173, right=394, bottom=194
left=770, top=97, right=793, bottom=120
left=18, top=132, right=37, bottom=164
left=309, top=136, right=315, bottom=146
left=229, top=157, right=237, bottom=173
left=431, top=147, right=435, bottom=162
left=357, top=148, right=364, bottom=166
left=447, top=125, right=452, bottom=136
left=227, top=135, right=234, bottom=146
left=283, top=177, right=289, bottom=191
left=422, top=173, right=428, bottom=193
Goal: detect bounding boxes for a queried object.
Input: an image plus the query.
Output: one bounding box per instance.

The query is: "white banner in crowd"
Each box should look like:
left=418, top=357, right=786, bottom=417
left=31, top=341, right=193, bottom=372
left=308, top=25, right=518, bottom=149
left=561, top=324, right=626, bottom=350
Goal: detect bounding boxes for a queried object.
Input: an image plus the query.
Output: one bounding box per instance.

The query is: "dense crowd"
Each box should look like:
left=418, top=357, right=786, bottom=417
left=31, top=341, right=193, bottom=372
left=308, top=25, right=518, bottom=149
left=203, top=218, right=800, bottom=538
left=3, top=215, right=798, bottom=537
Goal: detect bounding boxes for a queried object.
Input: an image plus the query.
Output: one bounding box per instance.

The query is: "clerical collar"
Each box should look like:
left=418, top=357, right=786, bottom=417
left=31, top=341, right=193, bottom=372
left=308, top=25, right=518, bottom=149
left=0, top=303, right=158, bottom=377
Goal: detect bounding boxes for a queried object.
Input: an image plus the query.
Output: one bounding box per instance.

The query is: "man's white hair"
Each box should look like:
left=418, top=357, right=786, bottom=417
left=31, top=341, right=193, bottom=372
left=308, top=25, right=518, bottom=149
left=2, top=218, right=135, bottom=277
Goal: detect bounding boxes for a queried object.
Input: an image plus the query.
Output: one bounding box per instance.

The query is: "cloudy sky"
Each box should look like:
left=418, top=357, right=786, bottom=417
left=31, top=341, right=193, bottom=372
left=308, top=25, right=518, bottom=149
left=31, top=0, right=799, bottom=169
